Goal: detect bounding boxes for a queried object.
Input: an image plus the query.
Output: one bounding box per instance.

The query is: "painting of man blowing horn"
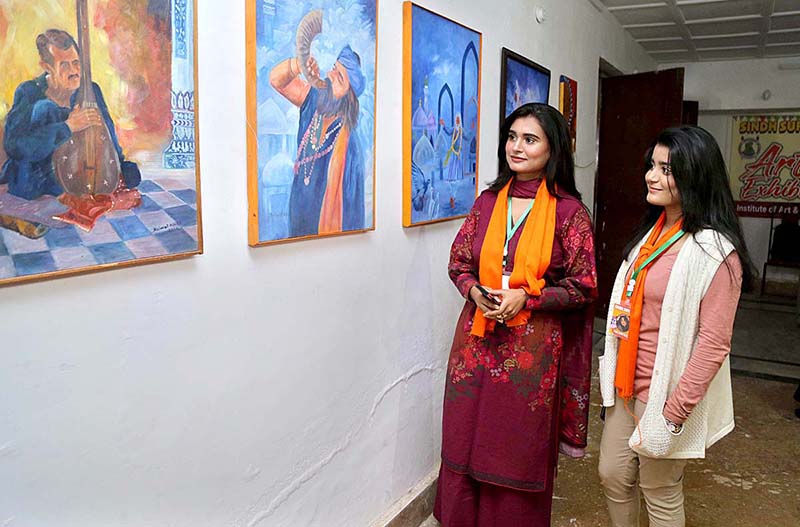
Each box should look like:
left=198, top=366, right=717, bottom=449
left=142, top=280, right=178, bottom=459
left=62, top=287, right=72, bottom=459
left=247, top=0, right=377, bottom=245
left=0, top=0, right=201, bottom=286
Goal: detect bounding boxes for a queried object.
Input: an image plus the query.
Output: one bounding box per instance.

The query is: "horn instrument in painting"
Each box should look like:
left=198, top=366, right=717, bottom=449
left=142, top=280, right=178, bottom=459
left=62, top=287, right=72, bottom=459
left=53, top=0, right=121, bottom=196
left=295, top=9, right=327, bottom=89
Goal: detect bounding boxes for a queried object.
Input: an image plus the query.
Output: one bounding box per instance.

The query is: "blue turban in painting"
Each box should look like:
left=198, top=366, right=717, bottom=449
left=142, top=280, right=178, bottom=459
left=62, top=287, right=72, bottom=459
left=336, top=45, right=365, bottom=97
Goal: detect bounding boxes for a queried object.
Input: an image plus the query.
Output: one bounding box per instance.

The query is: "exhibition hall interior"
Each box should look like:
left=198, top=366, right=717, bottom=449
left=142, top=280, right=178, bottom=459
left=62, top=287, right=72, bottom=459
left=1, top=0, right=798, bottom=526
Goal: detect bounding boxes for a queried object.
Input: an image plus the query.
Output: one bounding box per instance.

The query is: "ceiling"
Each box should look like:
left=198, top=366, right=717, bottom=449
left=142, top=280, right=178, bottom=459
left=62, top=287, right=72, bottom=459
left=590, top=0, right=800, bottom=63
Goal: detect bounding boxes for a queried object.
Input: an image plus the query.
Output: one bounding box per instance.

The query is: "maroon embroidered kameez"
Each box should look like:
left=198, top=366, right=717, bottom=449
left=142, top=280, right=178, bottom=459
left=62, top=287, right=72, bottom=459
left=435, top=177, right=597, bottom=526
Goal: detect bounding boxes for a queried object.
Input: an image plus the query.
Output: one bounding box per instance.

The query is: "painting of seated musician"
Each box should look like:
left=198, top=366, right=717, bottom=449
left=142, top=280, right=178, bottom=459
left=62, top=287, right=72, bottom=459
left=0, top=0, right=201, bottom=285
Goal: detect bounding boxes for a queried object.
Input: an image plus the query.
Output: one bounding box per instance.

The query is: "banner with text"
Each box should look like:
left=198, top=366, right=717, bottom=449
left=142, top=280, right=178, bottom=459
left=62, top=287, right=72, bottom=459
left=730, top=113, right=800, bottom=218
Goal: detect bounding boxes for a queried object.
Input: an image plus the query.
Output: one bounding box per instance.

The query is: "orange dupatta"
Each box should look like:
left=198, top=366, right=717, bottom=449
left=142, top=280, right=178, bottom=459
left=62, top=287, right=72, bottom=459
left=614, top=212, right=684, bottom=400
left=318, top=121, right=350, bottom=234
left=471, top=178, right=557, bottom=337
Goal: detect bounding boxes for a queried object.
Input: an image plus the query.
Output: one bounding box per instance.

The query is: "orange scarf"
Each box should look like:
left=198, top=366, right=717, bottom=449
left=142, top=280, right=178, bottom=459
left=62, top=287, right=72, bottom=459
left=471, top=178, right=557, bottom=337
left=614, top=212, right=684, bottom=400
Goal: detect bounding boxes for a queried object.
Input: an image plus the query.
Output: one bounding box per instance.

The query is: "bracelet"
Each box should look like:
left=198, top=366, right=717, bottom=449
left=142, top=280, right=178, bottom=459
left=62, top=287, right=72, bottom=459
left=663, top=415, right=684, bottom=436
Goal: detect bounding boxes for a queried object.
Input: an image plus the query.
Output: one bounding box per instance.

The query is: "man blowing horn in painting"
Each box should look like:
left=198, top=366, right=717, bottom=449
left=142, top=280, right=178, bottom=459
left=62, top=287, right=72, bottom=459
left=270, top=35, right=366, bottom=238
left=0, top=29, right=141, bottom=234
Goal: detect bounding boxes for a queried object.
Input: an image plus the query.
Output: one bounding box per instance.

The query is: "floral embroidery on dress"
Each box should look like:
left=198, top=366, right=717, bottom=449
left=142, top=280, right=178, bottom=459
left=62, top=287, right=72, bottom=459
left=440, top=184, right=598, bottom=493
left=447, top=319, right=564, bottom=412
left=526, top=206, right=598, bottom=311
left=562, top=386, right=590, bottom=418
left=449, top=205, right=481, bottom=298
left=445, top=194, right=597, bottom=434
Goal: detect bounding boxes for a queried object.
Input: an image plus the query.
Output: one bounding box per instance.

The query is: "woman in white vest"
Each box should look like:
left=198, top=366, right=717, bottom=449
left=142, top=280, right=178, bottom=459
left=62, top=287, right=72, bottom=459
left=598, top=126, right=755, bottom=527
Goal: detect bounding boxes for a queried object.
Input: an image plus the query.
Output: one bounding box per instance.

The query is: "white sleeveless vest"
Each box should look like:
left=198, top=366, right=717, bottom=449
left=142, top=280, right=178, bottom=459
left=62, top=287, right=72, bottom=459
left=599, top=229, right=736, bottom=459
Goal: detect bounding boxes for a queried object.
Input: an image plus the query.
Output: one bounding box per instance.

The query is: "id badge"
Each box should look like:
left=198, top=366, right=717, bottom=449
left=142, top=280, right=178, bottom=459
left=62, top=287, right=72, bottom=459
left=501, top=273, right=510, bottom=290
left=609, top=303, right=632, bottom=340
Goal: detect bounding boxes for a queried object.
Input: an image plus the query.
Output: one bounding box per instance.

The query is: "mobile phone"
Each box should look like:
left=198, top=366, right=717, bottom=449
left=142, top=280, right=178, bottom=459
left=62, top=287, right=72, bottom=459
left=474, top=284, right=501, bottom=305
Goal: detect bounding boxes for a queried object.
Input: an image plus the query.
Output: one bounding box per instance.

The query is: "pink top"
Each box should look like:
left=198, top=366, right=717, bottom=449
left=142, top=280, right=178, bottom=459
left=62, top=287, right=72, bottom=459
left=634, top=251, right=742, bottom=424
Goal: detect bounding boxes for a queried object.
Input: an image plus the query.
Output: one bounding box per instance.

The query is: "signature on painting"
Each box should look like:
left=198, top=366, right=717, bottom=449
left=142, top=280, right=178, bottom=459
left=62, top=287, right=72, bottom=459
left=152, top=222, right=178, bottom=233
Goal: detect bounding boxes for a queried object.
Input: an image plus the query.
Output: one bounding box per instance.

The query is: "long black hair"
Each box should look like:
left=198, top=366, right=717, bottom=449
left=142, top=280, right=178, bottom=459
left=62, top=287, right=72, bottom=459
left=487, top=103, right=580, bottom=199
left=623, top=125, right=757, bottom=290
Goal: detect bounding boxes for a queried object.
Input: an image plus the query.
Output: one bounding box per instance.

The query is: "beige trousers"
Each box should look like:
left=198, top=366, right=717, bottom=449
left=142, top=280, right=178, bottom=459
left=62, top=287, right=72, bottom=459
left=598, top=397, right=688, bottom=527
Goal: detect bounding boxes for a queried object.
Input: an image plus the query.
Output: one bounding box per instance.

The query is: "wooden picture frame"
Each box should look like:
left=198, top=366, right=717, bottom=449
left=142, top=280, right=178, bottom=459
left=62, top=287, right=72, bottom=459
left=0, top=0, right=202, bottom=287
left=559, top=75, right=578, bottom=152
left=499, top=47, right=550, bottom=123
left=402, top=2, right=482, bottom=228
left=246, top=0, right=378, bottom=246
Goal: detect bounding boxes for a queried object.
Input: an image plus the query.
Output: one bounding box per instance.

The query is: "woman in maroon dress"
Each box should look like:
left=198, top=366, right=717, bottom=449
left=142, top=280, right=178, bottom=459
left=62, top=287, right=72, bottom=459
left=434, top=103, right=598, bottom=526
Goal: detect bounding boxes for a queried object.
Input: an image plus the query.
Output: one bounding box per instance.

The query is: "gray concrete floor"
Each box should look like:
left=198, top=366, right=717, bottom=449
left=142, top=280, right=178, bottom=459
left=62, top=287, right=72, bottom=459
left=421, top=300, right=800, bottom=526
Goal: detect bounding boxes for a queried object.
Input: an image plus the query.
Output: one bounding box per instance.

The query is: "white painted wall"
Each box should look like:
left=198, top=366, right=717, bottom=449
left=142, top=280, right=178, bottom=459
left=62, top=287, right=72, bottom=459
left=0, top=2, right=652, bottom=526
left=662, top=58, right=800, bottom=283
left=662, top=57, right=800, bottom=112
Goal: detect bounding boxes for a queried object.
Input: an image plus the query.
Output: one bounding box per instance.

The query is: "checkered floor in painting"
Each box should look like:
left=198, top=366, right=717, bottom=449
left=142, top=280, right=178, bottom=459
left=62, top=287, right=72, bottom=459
left=0, top=177, right=199, bottom=279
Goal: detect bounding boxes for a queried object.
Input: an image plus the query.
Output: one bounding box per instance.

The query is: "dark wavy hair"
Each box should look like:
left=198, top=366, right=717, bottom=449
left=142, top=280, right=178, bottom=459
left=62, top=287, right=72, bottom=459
left=487, top=103, right=580, bottom=199
left=36, top=29, right=78, bottom=66
left=623, top=125, right=757, bottom=290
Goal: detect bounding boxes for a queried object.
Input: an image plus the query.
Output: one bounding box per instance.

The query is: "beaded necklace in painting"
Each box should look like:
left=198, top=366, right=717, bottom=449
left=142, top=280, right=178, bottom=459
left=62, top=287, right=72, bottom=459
left=294, top=112, right=343, bottom=186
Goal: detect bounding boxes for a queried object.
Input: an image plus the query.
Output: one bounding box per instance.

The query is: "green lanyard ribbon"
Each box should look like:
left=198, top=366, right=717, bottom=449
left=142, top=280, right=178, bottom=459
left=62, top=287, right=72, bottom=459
left=625, top=229, right=685, bottom=298
left=503, top=196, right=535, bottom=266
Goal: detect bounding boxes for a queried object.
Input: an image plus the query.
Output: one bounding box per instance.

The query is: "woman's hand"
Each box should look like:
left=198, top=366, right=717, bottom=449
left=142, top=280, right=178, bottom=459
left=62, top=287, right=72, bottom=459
left=469, top=285, right=501, bottom=315
left=485, top=288, right=528, bottom=322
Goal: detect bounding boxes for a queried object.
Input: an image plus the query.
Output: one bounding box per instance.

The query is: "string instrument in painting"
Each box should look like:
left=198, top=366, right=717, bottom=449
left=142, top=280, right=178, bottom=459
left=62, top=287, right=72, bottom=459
left=53, top=0, right=121, bottom=196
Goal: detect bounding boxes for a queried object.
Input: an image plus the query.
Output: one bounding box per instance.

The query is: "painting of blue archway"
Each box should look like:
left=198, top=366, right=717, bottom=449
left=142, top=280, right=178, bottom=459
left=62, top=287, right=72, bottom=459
left=402, top=2, right=481, bottom=227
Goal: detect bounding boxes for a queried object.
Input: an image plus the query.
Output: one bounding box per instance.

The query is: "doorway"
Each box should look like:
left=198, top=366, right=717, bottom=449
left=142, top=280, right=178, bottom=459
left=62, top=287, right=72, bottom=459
left=592, top=62, right=685, bottom=313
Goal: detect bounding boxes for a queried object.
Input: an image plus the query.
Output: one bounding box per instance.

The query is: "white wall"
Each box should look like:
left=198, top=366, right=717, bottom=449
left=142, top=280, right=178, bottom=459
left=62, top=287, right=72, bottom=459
left=662, top=57, right=800, bottom=112
left=0, top=2, right=652, bottom=526
left=662, top=57, right=800, bottom=282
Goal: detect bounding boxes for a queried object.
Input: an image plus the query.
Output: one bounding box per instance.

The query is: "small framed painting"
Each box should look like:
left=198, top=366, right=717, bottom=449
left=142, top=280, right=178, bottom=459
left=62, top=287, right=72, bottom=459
left=402, top=2, right=482, bottom=227
left=559, top=75, right=577, bottom=152
left=499, top=48, right=550, bottom=121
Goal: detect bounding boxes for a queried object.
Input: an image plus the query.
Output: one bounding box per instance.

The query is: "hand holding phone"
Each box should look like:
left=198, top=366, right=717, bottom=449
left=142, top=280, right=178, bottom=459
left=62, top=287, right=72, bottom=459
left=474, top=284, right=501, bottom=306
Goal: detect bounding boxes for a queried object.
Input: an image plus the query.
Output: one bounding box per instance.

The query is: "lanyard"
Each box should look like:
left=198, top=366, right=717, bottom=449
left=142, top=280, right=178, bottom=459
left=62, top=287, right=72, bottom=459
left=503, top=196, right=534, bottom=266
left=625, top=229, right=685, bottom=297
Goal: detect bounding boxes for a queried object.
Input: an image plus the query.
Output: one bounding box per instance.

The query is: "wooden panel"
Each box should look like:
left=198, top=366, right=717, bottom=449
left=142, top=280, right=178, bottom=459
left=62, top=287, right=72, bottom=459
left=593, top=68, right=685, bottom=313
left=683, top=100, right=699, bottom=126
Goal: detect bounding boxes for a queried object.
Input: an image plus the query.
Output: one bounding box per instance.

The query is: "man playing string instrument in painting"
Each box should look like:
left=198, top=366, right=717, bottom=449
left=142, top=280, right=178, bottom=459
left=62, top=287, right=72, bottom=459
left=0, top=29, right=141, bottom=234
left=269, top=43, right=366, bottom=237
